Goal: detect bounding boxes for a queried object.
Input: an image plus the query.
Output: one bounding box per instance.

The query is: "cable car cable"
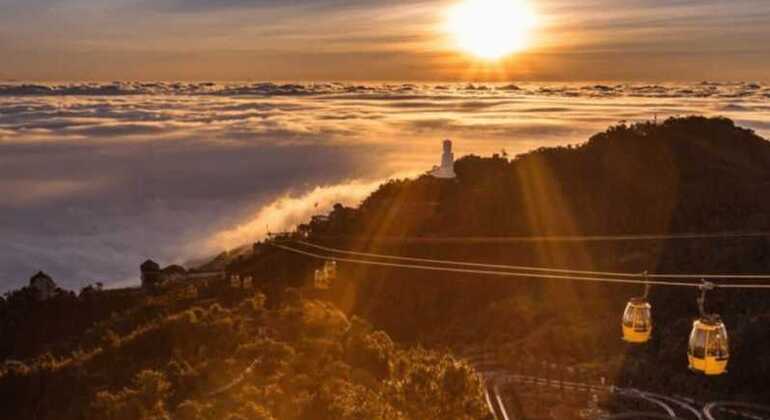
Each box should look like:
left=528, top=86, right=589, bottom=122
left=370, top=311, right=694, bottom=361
left=272, top=241, right=765, bottom=376
left=294, top=240, right=770, bottom=285
left=272, top=242, right=770, bottom=288
left=313, top=231, right=770, bottom=243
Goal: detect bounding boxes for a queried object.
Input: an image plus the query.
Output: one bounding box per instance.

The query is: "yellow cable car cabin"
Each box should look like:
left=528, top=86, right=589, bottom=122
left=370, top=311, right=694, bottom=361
left=314, top=261, right=337, bottom=290
left=324, top=260, right=337, bottom=281
left=314, top=268, right=330, bottom=290
left=688, top=316, right=729, bottom=375
left=622, top=297, right=652, bottom=343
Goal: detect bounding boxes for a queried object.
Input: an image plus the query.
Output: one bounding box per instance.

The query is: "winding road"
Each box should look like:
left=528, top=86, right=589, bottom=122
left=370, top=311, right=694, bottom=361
left=464, top=353, right=770, bottom=420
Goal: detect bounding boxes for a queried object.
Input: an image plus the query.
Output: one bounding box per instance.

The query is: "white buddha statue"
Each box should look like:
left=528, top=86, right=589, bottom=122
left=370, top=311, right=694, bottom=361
left=430, top=139, right=456, bottom=179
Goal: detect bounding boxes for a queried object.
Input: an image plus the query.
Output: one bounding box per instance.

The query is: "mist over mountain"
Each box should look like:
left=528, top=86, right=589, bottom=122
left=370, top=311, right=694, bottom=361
left=5, top=0, right=770, bottom=417
left=4, top=116, right=770, bottom=420
left=3, top=83, right=770, bottom=293
left=263, top=116, right=770, bottom=402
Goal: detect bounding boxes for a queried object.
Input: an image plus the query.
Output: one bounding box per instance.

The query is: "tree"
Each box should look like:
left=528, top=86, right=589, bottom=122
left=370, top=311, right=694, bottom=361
left=92, top=370, right=172, bottom=420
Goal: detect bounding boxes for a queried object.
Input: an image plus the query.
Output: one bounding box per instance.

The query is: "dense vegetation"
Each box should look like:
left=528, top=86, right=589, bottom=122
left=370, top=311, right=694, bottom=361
left=0, top=287, right=488, bottom=419
left=0, top=285, right=141, bottom=361
left=348, top=116, right=770, bottom=238
left=288, top=117, right=770, bottom=402
left=3, top=116, right=770, bottom=418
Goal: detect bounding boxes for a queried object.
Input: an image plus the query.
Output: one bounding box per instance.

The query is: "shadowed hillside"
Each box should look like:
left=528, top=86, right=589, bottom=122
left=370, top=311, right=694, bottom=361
left=350, top=116, right=770, bottom=239
left=280, top=116, right=770, bottom=402
left=3, top=116, right=770, bottom=419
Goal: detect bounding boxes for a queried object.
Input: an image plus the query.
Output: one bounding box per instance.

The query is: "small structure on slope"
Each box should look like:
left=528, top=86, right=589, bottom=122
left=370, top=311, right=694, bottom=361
left=161, top=264, right=187, bottom=283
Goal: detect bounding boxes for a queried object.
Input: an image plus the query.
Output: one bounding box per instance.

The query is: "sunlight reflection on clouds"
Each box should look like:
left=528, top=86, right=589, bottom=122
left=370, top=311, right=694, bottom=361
left=1, top=81, right=768, bottom=291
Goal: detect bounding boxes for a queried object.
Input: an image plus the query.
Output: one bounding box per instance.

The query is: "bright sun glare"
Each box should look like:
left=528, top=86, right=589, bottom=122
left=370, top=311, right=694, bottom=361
left=447, top=0, right=538, bottom=60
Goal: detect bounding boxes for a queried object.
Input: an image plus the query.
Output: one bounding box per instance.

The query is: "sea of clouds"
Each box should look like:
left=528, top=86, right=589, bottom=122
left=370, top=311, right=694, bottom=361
left=1, top=81, right=769, bottom=291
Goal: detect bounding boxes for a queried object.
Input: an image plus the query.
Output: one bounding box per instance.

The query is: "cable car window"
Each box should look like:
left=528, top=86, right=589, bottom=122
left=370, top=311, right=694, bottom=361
left=706, top=331, right=718, bottom=357
left=623, top=305, right=634, bottom=327
left=690, top=327, right=706, bottom=358
left=641, top=307, right=651, bottom=321
left=719, top=325, right=729, bottom=357
left=635, top=307, right=651, bottom=331
left=711, top=328, right=729, bottom=358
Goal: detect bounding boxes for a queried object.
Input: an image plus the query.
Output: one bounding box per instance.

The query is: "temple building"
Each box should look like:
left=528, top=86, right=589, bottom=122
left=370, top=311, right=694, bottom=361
left=29, top=271, right=58, bottom=300
left=140, top=259, right=162, bottom=289
left=161, top=265, right=187, bottom=283
left=430, top=139, right=456, bottom=179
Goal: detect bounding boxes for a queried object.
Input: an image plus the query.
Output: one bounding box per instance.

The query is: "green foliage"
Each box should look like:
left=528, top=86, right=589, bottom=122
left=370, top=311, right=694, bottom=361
left=313, top=379, right=406, bottom=420
left=343, top=317, right=395, bottom=380
left=387, top=350, right=489, bottom=420
left=92, top=370, right=172, bottom=420
left=12, top=117, right=770, bottom=416
left=298, top=117, right=770, bottom=401
left=0, top=285, right=487, bottom=420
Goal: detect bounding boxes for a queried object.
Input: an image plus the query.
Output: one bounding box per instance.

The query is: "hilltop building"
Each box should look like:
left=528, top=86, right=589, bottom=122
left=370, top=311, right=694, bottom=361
left=141, top=258, right=225, bottom=292
left=430, top=139, right=456, bottom=179
left=140, top=259, right=162, bottom=289
left=29, top=271, right=58, bottom=300
left=228, top=274, right=255, bottom=290
left=161, top=265, right=187, bottom=283
left=186, top=270, right=225, bottom=283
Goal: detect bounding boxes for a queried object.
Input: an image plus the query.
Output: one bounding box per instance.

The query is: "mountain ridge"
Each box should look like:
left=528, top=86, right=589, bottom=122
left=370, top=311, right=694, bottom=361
left=3, top=116, right=770, bottom=419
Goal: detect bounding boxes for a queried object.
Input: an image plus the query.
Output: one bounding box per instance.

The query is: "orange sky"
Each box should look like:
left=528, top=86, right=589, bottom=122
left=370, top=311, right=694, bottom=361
left=2, top=0, right=770, bottom=81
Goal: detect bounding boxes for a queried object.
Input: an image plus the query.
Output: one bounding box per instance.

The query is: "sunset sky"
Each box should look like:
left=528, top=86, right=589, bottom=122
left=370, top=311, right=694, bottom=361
left=3, top=0, right=770, bottom=81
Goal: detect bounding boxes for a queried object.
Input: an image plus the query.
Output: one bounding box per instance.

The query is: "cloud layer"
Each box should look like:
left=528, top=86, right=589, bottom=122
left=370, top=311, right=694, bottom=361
left=1, top=81, right=769, bottom=292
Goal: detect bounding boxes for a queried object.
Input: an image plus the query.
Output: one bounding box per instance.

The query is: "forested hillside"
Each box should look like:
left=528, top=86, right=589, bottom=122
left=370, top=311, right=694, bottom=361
left=285, top=117, right=770, bottom=403
left=3, top=116, right=770, bottom=419
left=348, top=116, right=770, bottom=238
left=0, top=287, right=488, bottom=420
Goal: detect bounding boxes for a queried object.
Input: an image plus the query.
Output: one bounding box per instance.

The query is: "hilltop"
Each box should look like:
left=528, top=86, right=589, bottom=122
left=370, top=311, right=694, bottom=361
left=234, top=116, right=770, bottom=402
left=352, top=116, right=770, bottom=238
left=3, top=116, right=770, bottom=419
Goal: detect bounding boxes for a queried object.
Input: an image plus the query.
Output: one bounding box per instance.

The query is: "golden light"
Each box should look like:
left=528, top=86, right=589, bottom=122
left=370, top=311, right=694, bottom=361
left=446, top=0, right=538, bottom=60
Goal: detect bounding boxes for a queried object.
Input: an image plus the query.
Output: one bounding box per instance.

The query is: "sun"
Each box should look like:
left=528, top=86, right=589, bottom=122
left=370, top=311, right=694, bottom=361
left=446, top=0, right=538, bottom=60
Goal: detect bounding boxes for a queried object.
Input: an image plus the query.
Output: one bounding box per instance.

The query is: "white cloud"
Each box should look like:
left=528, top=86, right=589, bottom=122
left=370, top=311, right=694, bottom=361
left=2, top=82, right=770, bottom=292
left=208, top=179, right=384, bottom=252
